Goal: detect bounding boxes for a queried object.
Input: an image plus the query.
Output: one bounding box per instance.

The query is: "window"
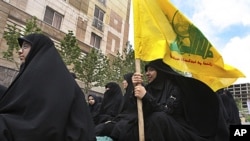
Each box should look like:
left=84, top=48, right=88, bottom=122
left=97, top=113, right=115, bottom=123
left=90, top=32, right=102, bottom=49
left=92, top=6, right=104, bottom=31
left=44, top=7, right=63, bottom=29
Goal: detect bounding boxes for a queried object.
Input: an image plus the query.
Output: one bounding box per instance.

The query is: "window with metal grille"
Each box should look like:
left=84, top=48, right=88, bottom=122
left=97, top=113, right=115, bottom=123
left=92, top=6, right=104, bottom=31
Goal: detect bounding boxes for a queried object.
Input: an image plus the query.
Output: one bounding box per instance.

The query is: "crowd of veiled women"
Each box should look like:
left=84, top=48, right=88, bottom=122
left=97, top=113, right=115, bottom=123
left=0, top=33, right=242, bottom=141
left=93, top=60, right=242, bottom=141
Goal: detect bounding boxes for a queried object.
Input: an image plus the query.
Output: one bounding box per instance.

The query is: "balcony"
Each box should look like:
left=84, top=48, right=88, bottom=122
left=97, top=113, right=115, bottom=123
left=92, top=17, right=103, bottom=31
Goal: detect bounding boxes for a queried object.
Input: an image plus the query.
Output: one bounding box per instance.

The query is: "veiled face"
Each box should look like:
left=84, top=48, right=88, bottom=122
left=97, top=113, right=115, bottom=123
left=18, top=41, right=31, bottom=63
left=145, top=66, right=157, bottom=83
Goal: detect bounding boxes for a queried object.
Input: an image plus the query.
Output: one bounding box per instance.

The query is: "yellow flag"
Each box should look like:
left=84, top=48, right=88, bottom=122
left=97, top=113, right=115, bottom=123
left=133, top=0, right=245, bottom=91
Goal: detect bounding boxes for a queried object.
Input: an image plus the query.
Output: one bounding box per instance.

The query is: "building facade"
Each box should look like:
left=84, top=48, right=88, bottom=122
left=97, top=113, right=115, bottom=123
left=0, top=0, right=131, bottom=95
left=226, top=83, right=250, bottom=113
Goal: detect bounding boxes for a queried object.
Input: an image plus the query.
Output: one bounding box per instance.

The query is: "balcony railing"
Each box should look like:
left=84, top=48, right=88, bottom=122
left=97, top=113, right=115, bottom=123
left=92, top=17, right=103, bottom=31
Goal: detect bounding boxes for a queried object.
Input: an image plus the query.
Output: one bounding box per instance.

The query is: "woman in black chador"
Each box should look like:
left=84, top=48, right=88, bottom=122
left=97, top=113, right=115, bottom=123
left=0, top=33, right=95, bottom=141
left=95, top=82, right=123, bottom=136
left=88, top=94, right=102, bottom=125
left=110, top=59, right=228, bottom=141
left=217, top=88, right=241, bottom=125
left=109, top=72, right=138, bottom=140
left=95, top=82, right=123, bottom=125
left=119, top=72, right=136, bottom=114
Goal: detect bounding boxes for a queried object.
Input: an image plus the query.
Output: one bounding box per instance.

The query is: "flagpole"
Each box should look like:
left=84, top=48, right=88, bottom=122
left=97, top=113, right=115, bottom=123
left=135, top=58, right=145, bottom=141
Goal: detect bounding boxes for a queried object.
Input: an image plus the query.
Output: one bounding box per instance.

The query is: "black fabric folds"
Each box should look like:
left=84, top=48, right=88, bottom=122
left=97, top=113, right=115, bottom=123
left=119, top=73, right=136, bottom=114
left=146, top=59, right=220, bottom=137
left=217, top=89, right=241, bottom=125
left=88, top=94, right=101, bottom=125
left=0, top=33, right=95, bottom=141
left=110, top=59, right=228, bottom=141
left=96, top=82, right=123, bottom=124
left=0, top=85, right=7, bottom=98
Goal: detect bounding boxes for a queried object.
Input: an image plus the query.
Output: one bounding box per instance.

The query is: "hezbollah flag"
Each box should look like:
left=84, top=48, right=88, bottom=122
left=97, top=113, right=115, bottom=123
left=133, top=0, right=245, bottom=91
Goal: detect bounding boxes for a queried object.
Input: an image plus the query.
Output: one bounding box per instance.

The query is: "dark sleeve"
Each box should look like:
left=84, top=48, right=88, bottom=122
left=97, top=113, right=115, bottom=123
left=142, top=86, right=182, bottom=115
left=0, top=85, right=7, bottom=99
left=0, top=117, right=11, bottom=141
left=65, top=87, right=96, bottom=141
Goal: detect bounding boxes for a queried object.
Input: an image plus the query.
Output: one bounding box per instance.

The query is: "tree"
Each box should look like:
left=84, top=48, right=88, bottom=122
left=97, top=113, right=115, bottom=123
left=3, top=16, right=41, bottom=63
left=58, top=30, right=81, bottom=69
left=57, top=31, right=110, bottom=94
left=110, top=42, right=147, bottom=84
left=74, top=48, right=110, bottom=95
left=3, top=16, right=147, bottom=94
left=23, top=16, right=42, bottom=34
left=3, top=24, right=21, bottom=61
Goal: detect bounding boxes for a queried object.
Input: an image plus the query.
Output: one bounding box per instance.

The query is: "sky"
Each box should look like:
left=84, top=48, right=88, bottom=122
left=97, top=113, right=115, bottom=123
left=128, top=0, right=250, bottom=84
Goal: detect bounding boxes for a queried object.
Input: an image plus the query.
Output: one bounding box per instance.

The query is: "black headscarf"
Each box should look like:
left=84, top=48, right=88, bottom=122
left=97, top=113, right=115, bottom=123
left=100, top=82, right=123, bottom=115
left=88, top=94, right=101, bottom=125
left=88, top=94, right=101, bottom=114
left=96, top=82, right=123, bottom=124
left=0, top=33, right=95, bottom=141
left=218, top=89, right=241, bottom=125
left=120, top=73, right=137, bottom=114
left=145, top=59, right=220, bottom=137
left=123, top=73, right=134, bottom=93
left=144, top=60, right=181, bottom=103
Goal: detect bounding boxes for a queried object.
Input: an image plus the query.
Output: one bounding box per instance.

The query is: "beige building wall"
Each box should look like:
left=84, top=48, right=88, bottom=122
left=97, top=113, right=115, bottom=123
left=0, top=0, right=131, bottom=94
left=4, top=0, right=88, bottom=35
left=86, top=0, right=130, bottom=56
left=2, top=0, right=131, bottom=56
